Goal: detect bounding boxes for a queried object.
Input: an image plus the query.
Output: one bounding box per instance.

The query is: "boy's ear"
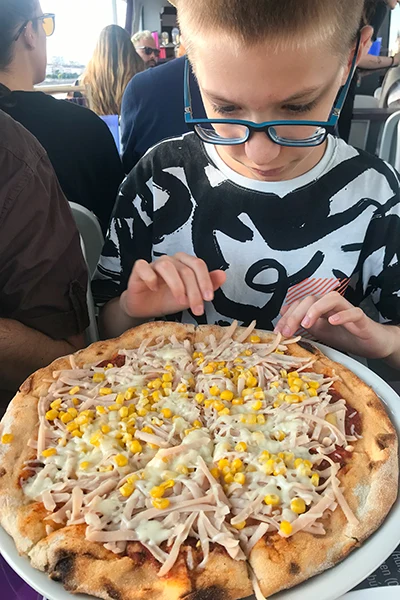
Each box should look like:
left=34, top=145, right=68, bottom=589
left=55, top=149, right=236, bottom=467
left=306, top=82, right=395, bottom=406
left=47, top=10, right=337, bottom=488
left=341, top=26, right=373, bottom=85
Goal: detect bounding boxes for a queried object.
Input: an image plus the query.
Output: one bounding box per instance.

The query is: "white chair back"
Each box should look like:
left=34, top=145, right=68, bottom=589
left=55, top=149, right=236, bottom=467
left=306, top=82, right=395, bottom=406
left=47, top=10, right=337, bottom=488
left=79, top=236, right=99, bottom=345
left=69, top=203, right=104, bottom=279
left=378, top=110, right=400, bottom=171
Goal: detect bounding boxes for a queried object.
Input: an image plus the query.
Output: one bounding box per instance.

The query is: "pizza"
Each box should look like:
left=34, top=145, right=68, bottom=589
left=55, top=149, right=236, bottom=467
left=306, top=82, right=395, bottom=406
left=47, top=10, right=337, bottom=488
left=0, top=321, right=397, bottom=600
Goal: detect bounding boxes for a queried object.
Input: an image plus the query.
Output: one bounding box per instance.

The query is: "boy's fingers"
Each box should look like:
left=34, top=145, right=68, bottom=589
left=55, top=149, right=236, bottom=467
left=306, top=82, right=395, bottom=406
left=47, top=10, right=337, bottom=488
left=153, top=259, right=188, bottom=306
left=300, top=292, right=351, bottom=328
left=174, top=253, right=215, bottom=301
left=276, top=297, right=316, bottom=336
left=210, top=270, right=227, bottom=290
left=328, top=307, right=365, bottom=326
left=176, top=263, right=205, bottom=315
left=131, top=259, right=159, bottom=292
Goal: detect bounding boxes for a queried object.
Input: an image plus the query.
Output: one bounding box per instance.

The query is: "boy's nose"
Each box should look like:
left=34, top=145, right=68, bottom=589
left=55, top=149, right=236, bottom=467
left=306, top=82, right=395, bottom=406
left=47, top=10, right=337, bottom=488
left=244, top=131, right=281, bottom=167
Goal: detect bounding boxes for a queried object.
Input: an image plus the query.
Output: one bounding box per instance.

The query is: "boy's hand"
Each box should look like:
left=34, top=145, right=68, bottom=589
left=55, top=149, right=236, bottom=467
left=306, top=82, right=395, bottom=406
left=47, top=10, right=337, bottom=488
left=274, top=292, right=397, bottom=360
left=120, top=254, right=226, bottom=319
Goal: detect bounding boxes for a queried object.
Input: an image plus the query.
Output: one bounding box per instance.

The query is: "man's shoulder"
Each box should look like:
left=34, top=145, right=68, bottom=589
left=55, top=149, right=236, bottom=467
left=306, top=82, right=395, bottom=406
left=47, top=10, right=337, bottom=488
left=125, top=57, right=185, bottom=96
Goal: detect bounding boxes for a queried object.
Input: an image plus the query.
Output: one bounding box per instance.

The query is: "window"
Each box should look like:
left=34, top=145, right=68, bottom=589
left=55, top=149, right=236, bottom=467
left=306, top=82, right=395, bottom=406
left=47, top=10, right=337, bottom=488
left=41, top=0, right=127, bottom=83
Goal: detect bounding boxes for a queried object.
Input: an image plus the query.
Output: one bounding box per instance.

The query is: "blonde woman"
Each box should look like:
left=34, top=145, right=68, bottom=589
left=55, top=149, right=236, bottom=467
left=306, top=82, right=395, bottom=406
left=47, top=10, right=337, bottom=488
left=83, top=25, right=144, bottom=116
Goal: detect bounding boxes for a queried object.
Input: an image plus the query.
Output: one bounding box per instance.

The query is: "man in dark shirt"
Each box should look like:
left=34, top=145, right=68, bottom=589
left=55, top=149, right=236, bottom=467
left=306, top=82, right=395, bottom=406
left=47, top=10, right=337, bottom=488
left=0, top=3, right=124, bottom=234
left=121, top=56, right=205, bottom=173
left=0, top=109, right=89, bottom=410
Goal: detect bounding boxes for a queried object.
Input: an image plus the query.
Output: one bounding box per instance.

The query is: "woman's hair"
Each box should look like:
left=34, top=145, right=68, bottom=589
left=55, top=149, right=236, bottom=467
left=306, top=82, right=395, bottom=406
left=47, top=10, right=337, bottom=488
left=0, top=0, right=37, bottom=71
left=174, top=0, right=365, bottom=58
left=82, top=25, right=144, bottom=116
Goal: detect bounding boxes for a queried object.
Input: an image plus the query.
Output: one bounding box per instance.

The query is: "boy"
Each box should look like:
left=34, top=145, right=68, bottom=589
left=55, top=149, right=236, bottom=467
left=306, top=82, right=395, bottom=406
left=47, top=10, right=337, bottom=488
left=93, top=0, right=400, bottom=368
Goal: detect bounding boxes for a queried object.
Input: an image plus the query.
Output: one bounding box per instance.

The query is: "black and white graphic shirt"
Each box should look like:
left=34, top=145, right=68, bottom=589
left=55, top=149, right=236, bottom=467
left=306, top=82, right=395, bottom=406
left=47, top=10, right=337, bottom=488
left=93, top=133, right=400, bottom=329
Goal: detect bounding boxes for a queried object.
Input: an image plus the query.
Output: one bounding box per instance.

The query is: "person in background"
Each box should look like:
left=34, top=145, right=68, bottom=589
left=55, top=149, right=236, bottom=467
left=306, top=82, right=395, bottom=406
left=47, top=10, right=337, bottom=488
left=0, top=0, right=124, bottom=234
left=0, top=109, right=89, bottom=411
left=338, top=0, right=400, bottom=141
left=121, top=55, right=205, bottom=172
left=95, top=0, right=400, bottom=370
left=131, top=30, right=160, bottom=68
left=81, top=25, right=143, bottom=117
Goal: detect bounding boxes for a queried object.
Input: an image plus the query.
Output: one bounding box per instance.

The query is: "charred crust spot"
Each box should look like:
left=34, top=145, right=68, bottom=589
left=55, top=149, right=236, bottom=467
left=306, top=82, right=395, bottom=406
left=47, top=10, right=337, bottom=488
left=297, top=341, right=317, bottom=354
left=376, top=433, right=393, bottom=451
left=366, top=401, right=373, bottom=408
left=289, top=561, right=300, bottom=575
left=20, top=376, right=33, bottom=394
left=83, top=551, right=97, bottom=559
left=0, top=468, right=6, bottom=477
left=104, top=582, right=122, bottom=600
left=183, top=587, right=231, bottom=600
left=50, top=551, right=75, bottom=583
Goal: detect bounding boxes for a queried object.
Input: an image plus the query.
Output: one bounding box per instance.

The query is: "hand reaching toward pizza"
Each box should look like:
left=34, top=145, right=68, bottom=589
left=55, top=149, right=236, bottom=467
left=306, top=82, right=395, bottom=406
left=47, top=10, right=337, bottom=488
left=275, top=291, right=399, bottom=361
left=120, top=253, right=226, bottom=318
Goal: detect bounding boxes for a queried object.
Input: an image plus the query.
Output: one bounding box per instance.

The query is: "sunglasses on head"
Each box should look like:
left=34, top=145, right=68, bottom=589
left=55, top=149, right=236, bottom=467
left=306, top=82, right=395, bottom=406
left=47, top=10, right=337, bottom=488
left=14, top=13, right=56, bottom=41
left=137, top=46, right=160, bottom=57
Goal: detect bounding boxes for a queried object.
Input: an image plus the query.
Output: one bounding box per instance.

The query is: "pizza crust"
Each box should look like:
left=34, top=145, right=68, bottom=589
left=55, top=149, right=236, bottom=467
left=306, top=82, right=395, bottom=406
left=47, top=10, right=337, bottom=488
left=0, top=323, right=398, bottom=600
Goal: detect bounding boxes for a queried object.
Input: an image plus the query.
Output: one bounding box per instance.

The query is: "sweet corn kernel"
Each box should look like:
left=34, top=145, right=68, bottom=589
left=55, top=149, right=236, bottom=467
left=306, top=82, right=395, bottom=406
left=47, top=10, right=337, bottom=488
left=101, top=424, right=111, bottom=434
left=291, top=497, right=306, bottom=514
left=246, top=376, right=258, bottom=388
left=253, top=391, right=265, bottom=401
left=250, top=335, right=261, bottom=343
left=213, top=401, right=225, bottom=412
left=202, top=365, right=214, bottom=374
left=71, top=430, right=83, bottom=438
left=1, top=434, right=13, bottom=444
left=308, top=380, right=320, bottom=389
left=137, top=408, right=148, bottom=417
left=142, top=426, right=153, bottom=434
left=96, top=405, right=107, bottom=416
left=218, top=407, right=231, bottom=416
left=42, top=447, right=57, bottom=458
left=289, top=385, right=301, bottom=394
left=220, top=390, right=234, bottom=401
left=176, top=465, right=190, bottom=475
left=274, top=430, right=286, bottom=441
left=280, top=369, right=288, bottom=379
left=99, top=465, right=114, bottom=472
left=66, top=421, right=78, bottom=432
left=50, top=399, right=62, bottom=410
left=246, top=414, right=257, bottom=425
left=218, top=458, right=230, bottom=470
left=72, top=398, right=79, bottom=406
left=232, top=521, right=246, bottom=530
left=161, top=408, right=172, bottom=419
left=210, top=467, right=220, bottom=479
left=234, top=472, right=246, bottom=485
left=58, top=437, right=67, bottom=447
left=257, top=415, right=266, bottom=425
left=59, top=410, right=74, bottom=424
left=152, top=391, right=161, bottom=401
left=303, top=460, right=312, bottom=469
left=262, top=459, right=275, bottom=475
left=152, top=498, right=170, bottom=510
left=162, top=479, right=175, bottom=490
left=241, top=388, right=254, bottom=397
left=119, top=407, right=129, bottom=418
left=288, top=371, right=299, bottom=379
left=119, top=483, right=135, bottom=497
left=308, top=388, right=318, bottom=397
left=243, top=349, right=253, bottom=356
left=235, top=441, right=247, bottom=452
left=75, top=415, right=89, bottom=426
left=259, top=450, right=270, bottom=462
left=161, top=382, right=172, bottom=390
left=195, top=393, right=205, bottom=404
left=69, top=386, right=80, bottom=395
left=311, top=473, right=320, bottom=487
left=114, top=454, right=128, bottom=467
left=285, top=394, right=302, bottom=404
left=231, top=458, right=243, bottom=471
left=264, top=494, right=280, bottom=506
left=150, top=485, right=165, bottom=498
left=252, top=400, right=263, bottom=411
left=80, top=461, right=90, bottom=470
left=270, top=381, right=280, bottom=389
left=99, top=387, right=112, bottom=396
left=280, top=521, right=293, bottom=536
left=123, top=388, right=133, bottom=401
left=162, top=372, right=173, bottom=382
left=130, top=440, right=142, bottom=454
left=209, top=385, right=220, bottom=396
left=232, top=398, right=244, bottom=405
left=90, top=431, right=102, bottom=446
left=193, top=420, right=203, bottom=428
left=224, top=473, right=234, bottom=484
left=93, top=372, right=105, bottom=383
left=108, top=404, right=119, bottom=412
left=45, top=409, right=59, bottom=421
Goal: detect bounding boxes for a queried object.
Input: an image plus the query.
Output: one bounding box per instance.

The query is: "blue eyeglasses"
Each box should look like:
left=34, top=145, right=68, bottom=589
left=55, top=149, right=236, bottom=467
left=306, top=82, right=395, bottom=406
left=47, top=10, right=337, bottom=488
left=184, top=36, right=360, bottom=148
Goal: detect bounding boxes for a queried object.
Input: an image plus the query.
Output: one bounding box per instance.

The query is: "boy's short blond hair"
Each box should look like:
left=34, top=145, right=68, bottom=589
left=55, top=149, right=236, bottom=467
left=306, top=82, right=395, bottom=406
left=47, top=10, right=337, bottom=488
left=173, top=0, right=365, bottom=57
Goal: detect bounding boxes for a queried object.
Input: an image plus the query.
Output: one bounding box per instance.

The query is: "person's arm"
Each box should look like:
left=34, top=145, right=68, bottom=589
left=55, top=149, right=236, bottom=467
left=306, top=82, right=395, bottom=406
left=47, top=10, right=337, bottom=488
left=0, top=319, right=84, bottom=392
left=358, top=52, right=400, bottom=71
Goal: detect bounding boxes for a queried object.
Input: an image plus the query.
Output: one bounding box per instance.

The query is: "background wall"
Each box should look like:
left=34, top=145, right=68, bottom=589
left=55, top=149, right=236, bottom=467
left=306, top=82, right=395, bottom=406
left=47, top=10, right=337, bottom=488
left=143, top=0, right=170, bottom=33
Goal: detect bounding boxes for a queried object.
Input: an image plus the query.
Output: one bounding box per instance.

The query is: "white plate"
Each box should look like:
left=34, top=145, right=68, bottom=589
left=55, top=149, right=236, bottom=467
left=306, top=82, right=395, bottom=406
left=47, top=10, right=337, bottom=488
left=340, top=589, right=400, bottom=599
left=0, top=345, right=399, bottom=600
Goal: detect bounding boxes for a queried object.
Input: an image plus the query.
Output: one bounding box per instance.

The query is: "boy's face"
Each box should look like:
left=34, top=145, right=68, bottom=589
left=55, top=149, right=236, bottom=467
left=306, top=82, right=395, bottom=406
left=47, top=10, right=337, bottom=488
left=192, top=38, right=358, bottom=182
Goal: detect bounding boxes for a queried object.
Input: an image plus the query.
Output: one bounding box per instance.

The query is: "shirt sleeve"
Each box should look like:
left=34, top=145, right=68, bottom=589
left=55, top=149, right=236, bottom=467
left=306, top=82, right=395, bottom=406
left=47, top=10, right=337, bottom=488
left=0, top=153, right=89, bottom=339
left=120, top=77, right=142, bottom=174
left=92, top=158, right=154, bottom=306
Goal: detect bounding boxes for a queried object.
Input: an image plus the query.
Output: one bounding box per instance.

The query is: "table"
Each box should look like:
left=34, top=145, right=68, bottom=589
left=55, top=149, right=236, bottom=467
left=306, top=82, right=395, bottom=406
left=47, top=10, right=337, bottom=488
left=1, top=545, right=399, bottom=599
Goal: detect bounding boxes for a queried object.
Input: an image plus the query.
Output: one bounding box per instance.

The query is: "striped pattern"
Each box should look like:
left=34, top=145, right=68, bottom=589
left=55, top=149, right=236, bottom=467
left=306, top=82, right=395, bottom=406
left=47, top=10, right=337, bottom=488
left=285, top=277, right=351, bottom=308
